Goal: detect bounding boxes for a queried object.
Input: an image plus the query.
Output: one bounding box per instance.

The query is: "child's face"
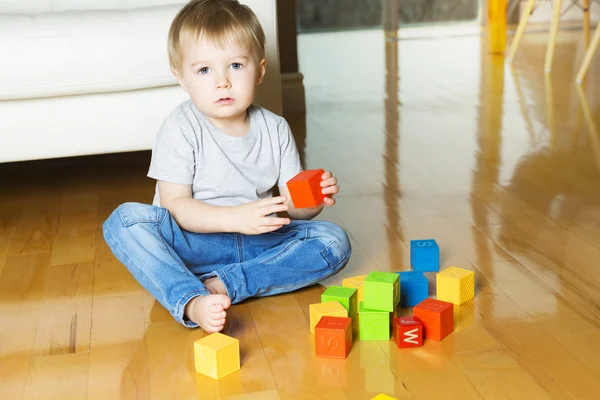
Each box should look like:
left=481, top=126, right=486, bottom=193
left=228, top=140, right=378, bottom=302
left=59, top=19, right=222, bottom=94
left=175, top=35, right=266, bottom=122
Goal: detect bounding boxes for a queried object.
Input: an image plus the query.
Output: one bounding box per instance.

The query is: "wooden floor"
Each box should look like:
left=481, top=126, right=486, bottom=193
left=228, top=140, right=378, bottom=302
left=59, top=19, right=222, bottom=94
left=2, top=26, right=600, bottom=399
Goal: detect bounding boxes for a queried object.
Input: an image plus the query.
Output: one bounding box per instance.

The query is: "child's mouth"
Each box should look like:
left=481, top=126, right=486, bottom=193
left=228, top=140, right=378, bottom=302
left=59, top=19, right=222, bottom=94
left=216, top=97, right=234, bottom=104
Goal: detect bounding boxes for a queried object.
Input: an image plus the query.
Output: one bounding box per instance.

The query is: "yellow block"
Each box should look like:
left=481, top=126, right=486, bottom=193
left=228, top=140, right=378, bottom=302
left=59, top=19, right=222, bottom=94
left=193, top=332, right=240, bottom=380
left=343, top=274, right=368, bottom=303
left=436, top=266, right=475, bottom=305
left=309, top=301, right=348, bottom=334
left=370, top=394, right=398, bottom=400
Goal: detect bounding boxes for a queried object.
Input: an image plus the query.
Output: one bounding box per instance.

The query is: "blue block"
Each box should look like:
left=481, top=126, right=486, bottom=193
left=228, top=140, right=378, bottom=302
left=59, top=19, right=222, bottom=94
left=410, top=239, right=440, bottom=272
left=398, top=271, right=428, bottom=307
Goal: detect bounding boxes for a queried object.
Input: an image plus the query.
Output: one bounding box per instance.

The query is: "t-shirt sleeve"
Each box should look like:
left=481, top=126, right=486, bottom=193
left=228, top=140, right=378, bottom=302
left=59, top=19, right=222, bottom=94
left=277, top=118, right=303, bottom=186
left=147, top=115, right=196, bottom=185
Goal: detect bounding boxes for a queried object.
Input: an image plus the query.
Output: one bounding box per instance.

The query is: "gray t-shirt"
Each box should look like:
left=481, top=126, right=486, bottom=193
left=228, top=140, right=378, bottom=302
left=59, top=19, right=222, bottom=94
left=147, top=100, right=302, bottom=208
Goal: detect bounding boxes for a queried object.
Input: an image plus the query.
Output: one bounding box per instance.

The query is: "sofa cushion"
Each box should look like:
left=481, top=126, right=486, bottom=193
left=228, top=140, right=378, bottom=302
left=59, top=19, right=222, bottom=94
left=0, top=1, right=183, bottom=13
left=0, top=4, right=185, bottom=100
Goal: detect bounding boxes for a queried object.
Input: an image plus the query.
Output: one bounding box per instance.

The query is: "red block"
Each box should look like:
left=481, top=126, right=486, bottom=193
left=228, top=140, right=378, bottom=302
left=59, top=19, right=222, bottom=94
left=393, top=316, right=423, bottom=348
left=286, top=169, right=325, bottom=208
left=413, top=298, right=454, bottom=341
left=315, top=316, right=353, bottom=359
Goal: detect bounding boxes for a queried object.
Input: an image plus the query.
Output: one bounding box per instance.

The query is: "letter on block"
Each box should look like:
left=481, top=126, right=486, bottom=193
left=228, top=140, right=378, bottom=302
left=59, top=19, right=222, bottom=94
left=343, top=274, right=367, bottom=303
left=393, top=316, right=423, bottom=349
left=358, top=301, right=390, bottom=340
left=410, top=239, right=440, bottom=272
left=370, top=394, right=398, bottom=400
left=194, top=332, right=240, bottom=380
left=321, top=286, right=358, bottom=317
left=309, top=301, right=348, bottom=334
left=436, top=266, right=475, bottom=305
left=362, top=271, right=400, bottom=312
left=315, top=315, right=353, bottom=358
left=398, top=271, right=428, bottom=307
left=413, top=298, right=453, bottom=341
left=286, top=168, right=325, bottom=208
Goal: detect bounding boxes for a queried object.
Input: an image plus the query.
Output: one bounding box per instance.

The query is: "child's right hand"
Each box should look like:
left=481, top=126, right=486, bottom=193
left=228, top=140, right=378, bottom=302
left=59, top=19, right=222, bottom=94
left=232, top=196, right=291, bottom=234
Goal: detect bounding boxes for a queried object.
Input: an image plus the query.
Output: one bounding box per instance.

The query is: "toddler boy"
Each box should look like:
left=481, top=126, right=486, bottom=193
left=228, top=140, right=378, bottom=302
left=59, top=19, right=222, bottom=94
left=102, top=0, right=351, bottom=332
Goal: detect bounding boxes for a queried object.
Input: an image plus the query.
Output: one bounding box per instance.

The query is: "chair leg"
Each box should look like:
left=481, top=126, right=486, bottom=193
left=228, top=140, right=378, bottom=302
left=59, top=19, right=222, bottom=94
left=508, top=0, right=537, bottom=63
left=576, top=23, right=600, bottom=83
left=545, top=0, right=563, bottom=73
left=583, top=0, right=590, bottom=49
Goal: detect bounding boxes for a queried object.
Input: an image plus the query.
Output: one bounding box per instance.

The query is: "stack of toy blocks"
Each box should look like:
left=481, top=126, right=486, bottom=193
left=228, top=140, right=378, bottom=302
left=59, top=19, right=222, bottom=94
left=193, top=332, right=240, bottom=380
left=359, top=271, right=400, bottom=340
left=286, top=168, right=325, bottom=208
left=309, top=285, right=357, bottom=358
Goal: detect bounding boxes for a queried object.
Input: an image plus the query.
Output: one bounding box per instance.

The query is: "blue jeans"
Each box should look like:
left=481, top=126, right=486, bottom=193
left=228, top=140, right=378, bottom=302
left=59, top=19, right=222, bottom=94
left=102, top=202, right=352, bottom=328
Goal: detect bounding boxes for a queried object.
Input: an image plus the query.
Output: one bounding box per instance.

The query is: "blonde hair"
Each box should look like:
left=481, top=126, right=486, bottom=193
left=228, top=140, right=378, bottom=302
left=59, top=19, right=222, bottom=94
left=168, top=0, right=266, bottom=73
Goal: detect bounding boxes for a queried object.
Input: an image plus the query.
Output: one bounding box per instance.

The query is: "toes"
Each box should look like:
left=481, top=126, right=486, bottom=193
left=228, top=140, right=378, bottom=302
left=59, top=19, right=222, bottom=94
left=209, top=304, right=225, bottom=313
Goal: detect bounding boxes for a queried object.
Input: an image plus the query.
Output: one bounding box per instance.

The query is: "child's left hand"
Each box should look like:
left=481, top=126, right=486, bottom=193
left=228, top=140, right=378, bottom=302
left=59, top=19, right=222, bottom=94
left=320, top=170, right=339, bottom=206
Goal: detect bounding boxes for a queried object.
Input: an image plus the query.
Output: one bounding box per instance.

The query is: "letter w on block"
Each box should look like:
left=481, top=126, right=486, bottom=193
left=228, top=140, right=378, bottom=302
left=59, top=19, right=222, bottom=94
left=403, top=327, right=420, bottom=345
left=393, top=316, right=423, bottom=349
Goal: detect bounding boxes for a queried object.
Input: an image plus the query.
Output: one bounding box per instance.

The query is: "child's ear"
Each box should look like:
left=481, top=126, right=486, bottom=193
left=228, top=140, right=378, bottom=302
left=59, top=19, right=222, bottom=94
left=256, top=58, right=267, bottom=85
left=172, top=68, right=189, bottom=93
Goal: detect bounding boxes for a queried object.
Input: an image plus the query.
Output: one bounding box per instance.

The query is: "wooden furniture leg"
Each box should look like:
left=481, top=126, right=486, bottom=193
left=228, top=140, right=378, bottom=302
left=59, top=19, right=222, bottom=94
left=545, top=0, right=564, bottom=72
left=576, top=22, right=600, bottom=82
left=583, top=0, right=590, bottom=48
left=508, top=0, right=537, bottom=62
left=488, top=0, right=507, bottom=54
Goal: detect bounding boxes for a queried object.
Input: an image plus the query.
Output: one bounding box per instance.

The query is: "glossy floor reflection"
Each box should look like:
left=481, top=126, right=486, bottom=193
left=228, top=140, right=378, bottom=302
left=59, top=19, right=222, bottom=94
left=1, top=26, right=600, bottom=399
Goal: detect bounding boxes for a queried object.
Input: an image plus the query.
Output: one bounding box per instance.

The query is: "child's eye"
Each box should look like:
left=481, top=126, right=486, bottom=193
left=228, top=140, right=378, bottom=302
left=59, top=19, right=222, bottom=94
left=230, top=63, right=243, bottom=70
left=198, top=67, right=210, bottom=74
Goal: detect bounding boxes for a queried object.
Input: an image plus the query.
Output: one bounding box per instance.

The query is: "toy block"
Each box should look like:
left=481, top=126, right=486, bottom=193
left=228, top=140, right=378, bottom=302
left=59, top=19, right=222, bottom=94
left=286, top=168, right=325, bottom=208
left=413, top=298, right=453, bottom=341
left=193, top=332, right=239, bottom=380
left=309, top=301, right=348, bottom=334
left=370, top=394, right=398, bottom=400
left=393, top=316, right=423, bottom=349
left=362, top=271, right=400, bottom=312
left=321, top=286, right=358, bottom=317
left=410, top=239, right=440, bottom=272
left=315, top=315, right=353, bottom=358
left=358, top=302, right=390, bottom=340
left=343, top=274, right=367, bottom=303
left=398, top=271, right=428, bottom=307
left=436, top=266, right=475, bottom=305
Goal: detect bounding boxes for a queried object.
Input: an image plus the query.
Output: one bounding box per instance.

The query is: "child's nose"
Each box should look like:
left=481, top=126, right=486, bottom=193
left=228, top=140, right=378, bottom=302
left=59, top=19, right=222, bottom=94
left=216, top=74, right=231, bottom=89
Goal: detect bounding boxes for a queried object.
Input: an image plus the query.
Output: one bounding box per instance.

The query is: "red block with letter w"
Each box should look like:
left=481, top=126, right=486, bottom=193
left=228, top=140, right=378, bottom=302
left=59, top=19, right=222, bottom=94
left=393, top=316, right=423, bottom=349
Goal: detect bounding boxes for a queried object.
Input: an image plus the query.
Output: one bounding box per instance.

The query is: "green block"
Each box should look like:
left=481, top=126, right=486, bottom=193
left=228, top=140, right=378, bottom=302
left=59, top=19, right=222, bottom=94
left=321, top=286, right=358, bottom=317
left=358, top=302, right=390, bottom=340
left=362, top=271, right=400, bottom=312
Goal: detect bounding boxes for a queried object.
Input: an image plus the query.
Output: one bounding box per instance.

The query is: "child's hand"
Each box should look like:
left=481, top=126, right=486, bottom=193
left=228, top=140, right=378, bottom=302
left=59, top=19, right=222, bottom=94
left=320, top=170, right=339, bottom=206
left=232, top=196, right=290, bottom=234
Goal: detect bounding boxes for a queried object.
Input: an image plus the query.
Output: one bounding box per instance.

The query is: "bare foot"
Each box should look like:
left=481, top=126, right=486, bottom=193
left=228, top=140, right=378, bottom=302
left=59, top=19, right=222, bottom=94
left=204, top=277, right=228, bottom=295
left=185, top=294, right=231, bottom=333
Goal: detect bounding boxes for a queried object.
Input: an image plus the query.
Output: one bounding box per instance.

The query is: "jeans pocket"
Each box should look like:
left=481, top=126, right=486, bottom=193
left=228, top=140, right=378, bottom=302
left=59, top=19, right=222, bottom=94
left=321, top=240, right=346, bottom=270
left=117, top=203, right=160, bottom=227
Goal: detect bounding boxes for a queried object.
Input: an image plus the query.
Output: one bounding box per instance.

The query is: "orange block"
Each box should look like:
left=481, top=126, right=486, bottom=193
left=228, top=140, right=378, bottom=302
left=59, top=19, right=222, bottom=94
left=286, top=169, right=325, bottom=208
left=413, top=298, right=453, bottom=341
left=315, top=315, right=353, bottom=359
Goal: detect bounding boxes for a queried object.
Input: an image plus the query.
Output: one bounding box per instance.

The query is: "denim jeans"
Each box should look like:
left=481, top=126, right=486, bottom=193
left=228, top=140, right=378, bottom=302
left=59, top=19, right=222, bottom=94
left=102, top=202, right=352, bottom=328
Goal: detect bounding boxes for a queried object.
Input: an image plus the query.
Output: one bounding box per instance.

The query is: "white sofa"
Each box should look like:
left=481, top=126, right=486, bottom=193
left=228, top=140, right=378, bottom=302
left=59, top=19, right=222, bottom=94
left=0, top=0, right=282, bottom=164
